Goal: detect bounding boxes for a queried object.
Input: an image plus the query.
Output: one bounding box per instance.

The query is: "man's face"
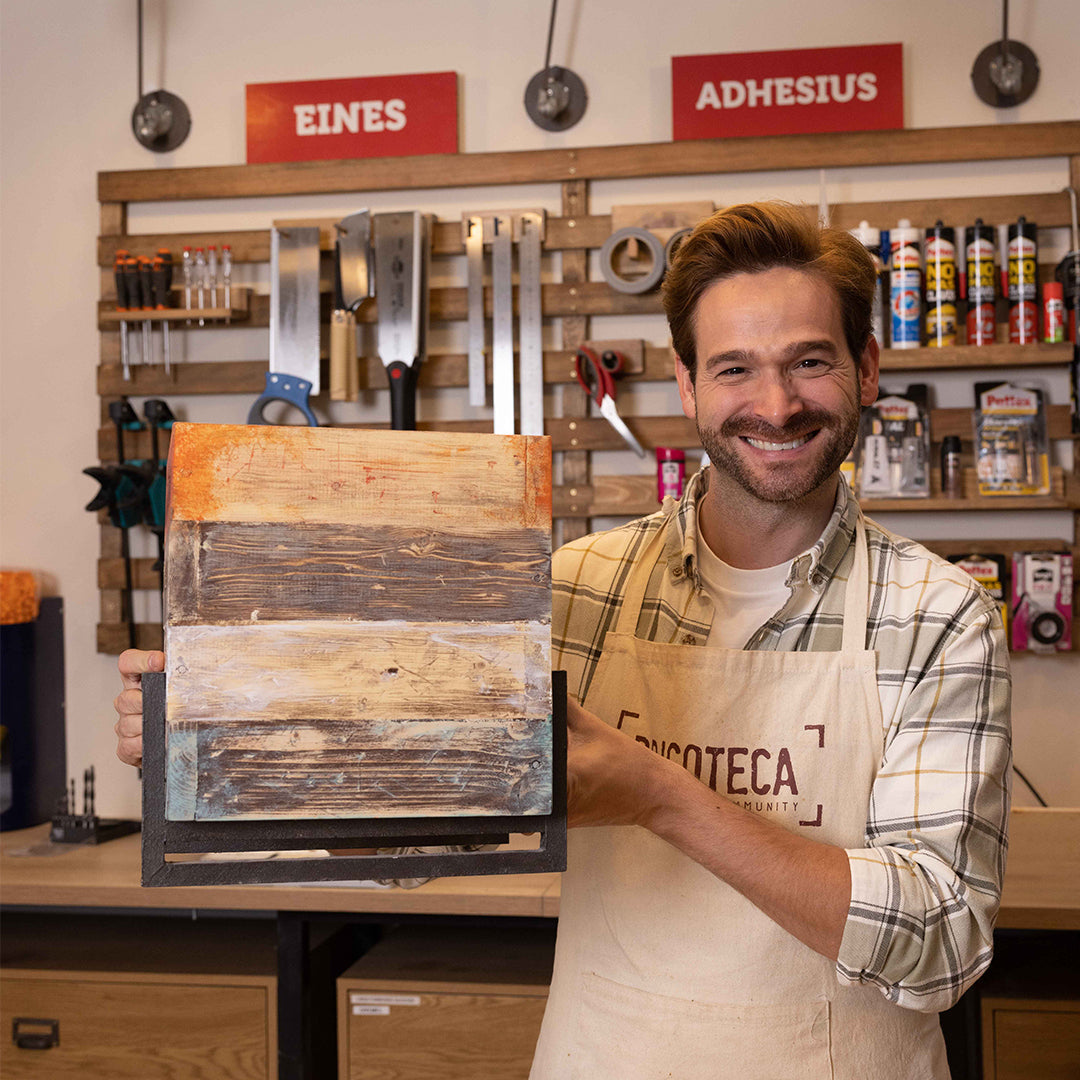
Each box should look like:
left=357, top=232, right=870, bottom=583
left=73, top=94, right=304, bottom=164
left=675, top=267, right=879, bottom=506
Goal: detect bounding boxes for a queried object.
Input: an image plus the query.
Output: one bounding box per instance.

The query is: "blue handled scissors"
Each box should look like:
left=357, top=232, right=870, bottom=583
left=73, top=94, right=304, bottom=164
left=574, top=347, right=646, bottom=457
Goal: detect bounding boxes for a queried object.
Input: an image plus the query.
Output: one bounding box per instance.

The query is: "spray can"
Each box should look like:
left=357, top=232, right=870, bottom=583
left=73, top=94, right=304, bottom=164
left=940, top=435, right=963, bottom=498
left=656, top=448, right=686, bottom=503
left=851, top=221, right=887, bottom=347
left=965, top=220, right=997, bottom=346
left=925, top=221, right=957, bottom=347
left=890, top=219, right=922, bottom=349
left=1043, top=282, right=1065, bottom=343
left=1008, top=217, right=1039, bottom=344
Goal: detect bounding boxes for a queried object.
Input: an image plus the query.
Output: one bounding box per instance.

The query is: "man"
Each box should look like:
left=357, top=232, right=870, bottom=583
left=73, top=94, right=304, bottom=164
left=114, top=202, right=1011, bottom=1080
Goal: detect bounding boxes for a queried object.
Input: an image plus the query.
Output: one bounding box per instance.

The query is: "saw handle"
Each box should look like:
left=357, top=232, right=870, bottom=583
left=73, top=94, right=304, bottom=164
left=387, top=362, right=418, bottom=430
left=247, top=371, right=319, bottom=427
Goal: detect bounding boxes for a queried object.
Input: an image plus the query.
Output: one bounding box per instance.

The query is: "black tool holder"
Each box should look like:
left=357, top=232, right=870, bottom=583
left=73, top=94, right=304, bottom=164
left=141, top=671, right=567, bottom=887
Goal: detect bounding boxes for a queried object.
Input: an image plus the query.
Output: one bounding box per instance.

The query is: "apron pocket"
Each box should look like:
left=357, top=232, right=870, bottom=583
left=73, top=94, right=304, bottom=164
left=569, top=972, right=833, bottom=1080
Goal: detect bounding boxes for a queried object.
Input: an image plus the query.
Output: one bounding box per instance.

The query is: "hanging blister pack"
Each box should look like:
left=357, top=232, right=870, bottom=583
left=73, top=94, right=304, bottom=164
left=973, top=382, right=1050, bottom=496
left=856, top=385, right=930, bottom=498
left=1011, top=552, right=1073, bottom=653
left=949, top=553, right=1009, bottom=639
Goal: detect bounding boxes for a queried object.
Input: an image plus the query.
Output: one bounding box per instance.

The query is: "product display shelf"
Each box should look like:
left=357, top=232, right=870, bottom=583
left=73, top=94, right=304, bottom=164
left=93, top=120, right=1080, bottom=653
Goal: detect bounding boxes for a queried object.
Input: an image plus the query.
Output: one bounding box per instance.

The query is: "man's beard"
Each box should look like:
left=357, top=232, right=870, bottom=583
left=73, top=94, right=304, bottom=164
left=696, top=404, right=860, bottom=504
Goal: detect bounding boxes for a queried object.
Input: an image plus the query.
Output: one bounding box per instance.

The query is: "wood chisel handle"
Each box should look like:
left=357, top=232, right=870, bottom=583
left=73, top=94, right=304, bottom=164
left=329, top=309, right=357, bottom=401
left=387, top=361, right=418, bottom=430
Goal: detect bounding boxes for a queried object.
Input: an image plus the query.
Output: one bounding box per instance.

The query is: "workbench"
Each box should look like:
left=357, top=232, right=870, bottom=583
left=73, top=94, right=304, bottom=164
left=2, top=808, right=1077, bottom=1079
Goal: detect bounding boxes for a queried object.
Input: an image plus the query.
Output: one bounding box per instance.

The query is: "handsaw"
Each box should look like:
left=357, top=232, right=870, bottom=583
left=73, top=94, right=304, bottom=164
left=248, top=226, right=321, bottom=426
left=373, top=212, right=430, bottom=430
left=330, top=210, right=372, bottom=402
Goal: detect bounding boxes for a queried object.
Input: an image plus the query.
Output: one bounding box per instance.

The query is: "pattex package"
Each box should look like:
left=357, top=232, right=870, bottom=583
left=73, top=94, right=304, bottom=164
left=950, top=554, right=1009, bottom=639
left=974, top=382, right=1051, bottom=496
left=856, top=385, right=930, bottom=498
left=1011, top=552, right=1073, bottom=653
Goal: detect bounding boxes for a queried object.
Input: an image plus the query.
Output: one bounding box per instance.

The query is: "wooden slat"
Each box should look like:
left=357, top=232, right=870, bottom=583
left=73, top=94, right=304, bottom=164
left=165, top=424, right=551, bottom=532
left=97, top=622, right=163, bottom=653
left=98, top=122, right=1080, bottom=203
left=165, top=621, right=551, bottom=723
left=880, top=342, right=1074, bottom=372
left=553, top=468, right=1079, bottom=519
left=99, top=557, right=160, bottom=591
left=931, top=404, right=1073, bottom=443
left=168, top=717, right=553, bottom=821
left=165, top=520, right=550, bottom=625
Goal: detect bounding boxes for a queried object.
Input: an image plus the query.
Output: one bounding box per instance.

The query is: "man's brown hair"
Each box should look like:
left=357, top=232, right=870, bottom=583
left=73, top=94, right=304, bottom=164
left=661, top=201, right=877, bottom=380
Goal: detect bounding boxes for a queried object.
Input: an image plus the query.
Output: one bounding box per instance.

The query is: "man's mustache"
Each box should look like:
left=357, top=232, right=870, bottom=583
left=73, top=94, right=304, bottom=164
left=715, top=409, right=839, bottom=442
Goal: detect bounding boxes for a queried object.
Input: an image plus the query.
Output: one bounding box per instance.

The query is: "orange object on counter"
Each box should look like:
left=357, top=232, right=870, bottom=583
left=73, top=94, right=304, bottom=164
left=0, top=571, right=40, bottom=624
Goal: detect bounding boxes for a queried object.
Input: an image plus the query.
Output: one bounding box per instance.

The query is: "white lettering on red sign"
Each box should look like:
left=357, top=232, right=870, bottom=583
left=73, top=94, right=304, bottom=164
left=694, top=72, right=877, bottom=110
left=293, top=99, right=406, bottom=136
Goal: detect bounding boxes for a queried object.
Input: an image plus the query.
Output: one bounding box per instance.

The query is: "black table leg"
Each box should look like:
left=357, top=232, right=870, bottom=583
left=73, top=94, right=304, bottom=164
left=277, top=911, right=311, bottom=1080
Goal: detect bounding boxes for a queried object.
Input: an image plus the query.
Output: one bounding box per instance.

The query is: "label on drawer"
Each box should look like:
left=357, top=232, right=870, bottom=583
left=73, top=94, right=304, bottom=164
left=353, top=1005, right=391, bottom=1015
left=350, top=993, right=421, bottom=1007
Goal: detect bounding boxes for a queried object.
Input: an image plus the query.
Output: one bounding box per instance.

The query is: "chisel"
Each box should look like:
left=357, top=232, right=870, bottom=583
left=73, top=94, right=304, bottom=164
left=491, top=213, right=515, bottom=435
left=114, top=249, right=132, bottom=381
left=138, top=256, right=154, bottom=367
left=517, top=211, right=545, bottom=436
left=152, top=249, right=173, bottom=375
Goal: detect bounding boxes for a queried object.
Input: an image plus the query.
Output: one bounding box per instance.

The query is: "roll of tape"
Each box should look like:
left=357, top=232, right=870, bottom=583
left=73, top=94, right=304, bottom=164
left=664, top=227, right=694, bottom=271
left=600, top=227, right=666, bottom=295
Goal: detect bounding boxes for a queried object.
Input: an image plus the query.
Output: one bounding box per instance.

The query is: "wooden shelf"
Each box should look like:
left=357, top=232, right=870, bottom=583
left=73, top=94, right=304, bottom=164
left=98, top=120, right=1079, bottom=203
left=99, top=288, right=251, bottom=325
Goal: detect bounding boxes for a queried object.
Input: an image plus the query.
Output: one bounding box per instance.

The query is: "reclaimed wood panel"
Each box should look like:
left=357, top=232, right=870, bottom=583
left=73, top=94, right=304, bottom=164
left=165, top=423, right=553, bottom=821
left=165, top=621, right=551, bottom=722
left=166, top=520, right=550, bottom=625
left=166, top=717, right=552, bottom=820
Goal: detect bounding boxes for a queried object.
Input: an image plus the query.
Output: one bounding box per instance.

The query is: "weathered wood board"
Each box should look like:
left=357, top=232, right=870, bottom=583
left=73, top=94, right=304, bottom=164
left=163, top=423, right=553, bottom=822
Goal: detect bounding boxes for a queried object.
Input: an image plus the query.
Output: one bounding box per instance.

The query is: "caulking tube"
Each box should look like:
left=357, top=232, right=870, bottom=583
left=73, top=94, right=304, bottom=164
left=965, top=219, right=997, bottom=346
left=890, top=219, right=921, bottom=349
left=925, top=221, right=957, bottom=347
left=1008, top=216, right=1039, bottom=344
left=851, top=220, right=887, bottom=347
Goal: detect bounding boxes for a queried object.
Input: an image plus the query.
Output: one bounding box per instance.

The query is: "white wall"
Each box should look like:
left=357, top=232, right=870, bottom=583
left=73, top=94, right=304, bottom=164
left=2, top=0, right=1078, bottom=818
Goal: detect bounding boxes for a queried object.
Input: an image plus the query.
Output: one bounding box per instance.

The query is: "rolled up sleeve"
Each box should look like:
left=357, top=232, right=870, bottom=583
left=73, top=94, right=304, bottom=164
left=836, top=601, right=1012, bottom=1012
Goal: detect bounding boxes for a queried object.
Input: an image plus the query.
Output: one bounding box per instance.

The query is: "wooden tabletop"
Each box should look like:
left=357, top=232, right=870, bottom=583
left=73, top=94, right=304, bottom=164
left=2, top=808, right=1077, bottom=928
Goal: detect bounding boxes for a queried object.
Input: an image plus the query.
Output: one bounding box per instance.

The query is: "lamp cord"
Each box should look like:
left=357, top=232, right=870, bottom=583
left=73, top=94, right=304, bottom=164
left=137, top=0, right=144, bottom=99
left=544, top=0, right=558, bottom=71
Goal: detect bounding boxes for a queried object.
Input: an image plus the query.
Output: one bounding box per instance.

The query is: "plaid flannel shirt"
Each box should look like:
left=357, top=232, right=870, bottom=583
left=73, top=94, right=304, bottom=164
left=552, top=468, right=1012, bottom=1012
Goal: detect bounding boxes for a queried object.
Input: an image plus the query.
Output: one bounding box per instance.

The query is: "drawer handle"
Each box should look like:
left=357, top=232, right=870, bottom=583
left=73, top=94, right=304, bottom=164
left=12, top=1017, right=60, bottom=1050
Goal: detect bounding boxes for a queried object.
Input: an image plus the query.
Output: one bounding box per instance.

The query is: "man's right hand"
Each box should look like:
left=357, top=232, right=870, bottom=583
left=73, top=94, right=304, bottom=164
left=113, top=649, right=165, bottom=767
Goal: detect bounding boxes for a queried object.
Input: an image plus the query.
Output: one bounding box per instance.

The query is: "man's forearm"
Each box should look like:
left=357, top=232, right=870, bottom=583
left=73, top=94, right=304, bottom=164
left=640, top=753, right=852, bottom=960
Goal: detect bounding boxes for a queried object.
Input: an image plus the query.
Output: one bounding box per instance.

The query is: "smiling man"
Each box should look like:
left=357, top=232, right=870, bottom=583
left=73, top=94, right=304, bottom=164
left=530, top=202, right=1012, bottom=1079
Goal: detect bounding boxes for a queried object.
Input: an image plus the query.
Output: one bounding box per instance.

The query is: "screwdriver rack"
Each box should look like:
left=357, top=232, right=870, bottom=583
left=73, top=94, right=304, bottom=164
left=100, top=286, right=253, bottom=326
left=94, top=120, right=1080, bottom=653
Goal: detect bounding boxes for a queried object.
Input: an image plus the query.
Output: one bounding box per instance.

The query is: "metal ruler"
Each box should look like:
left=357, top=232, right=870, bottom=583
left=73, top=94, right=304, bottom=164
left=517, top=211, right=545, bottom=437
left=465, top=214, right=487, bottom=407
left=490, top=213, right=515, bottom=435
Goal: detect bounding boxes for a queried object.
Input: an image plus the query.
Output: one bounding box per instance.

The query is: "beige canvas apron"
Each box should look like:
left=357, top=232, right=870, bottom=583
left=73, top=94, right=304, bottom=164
left=531, top=513, right=949, bottom=1080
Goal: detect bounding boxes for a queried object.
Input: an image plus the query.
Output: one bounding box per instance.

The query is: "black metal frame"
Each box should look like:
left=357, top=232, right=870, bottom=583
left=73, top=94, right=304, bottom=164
left=141, top=671, right=567, bottom=886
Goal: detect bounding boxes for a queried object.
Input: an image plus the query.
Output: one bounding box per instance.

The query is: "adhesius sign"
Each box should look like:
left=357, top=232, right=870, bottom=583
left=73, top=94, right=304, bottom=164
left=246, top=72, right=458, bottom=164
left=672, top=44, right=903, bottom=141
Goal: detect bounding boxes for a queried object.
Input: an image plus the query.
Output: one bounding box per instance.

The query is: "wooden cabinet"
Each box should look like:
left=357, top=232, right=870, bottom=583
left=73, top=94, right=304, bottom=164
left=336, top=925, right=554, bottom=1080
left=981, top=997, right=1080, bottom=1080
left=1, top=913, right=277, bottom=1079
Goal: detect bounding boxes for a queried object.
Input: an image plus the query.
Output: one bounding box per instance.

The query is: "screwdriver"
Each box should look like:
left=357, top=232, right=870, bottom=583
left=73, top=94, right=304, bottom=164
left=222, top=244, right=233, bottom=322
left=138, top=256, right=154, bottom=367
left=194, top=247, right=207, bottom=326
left=181, top=246, right=193, bottom=324
left=208, top=244, right=218, bottom=309
left=122, top=257, right=142, bottom=370
left=114, top=249, right=132, bottom=381
left=152, top=249, right=174, bottom=376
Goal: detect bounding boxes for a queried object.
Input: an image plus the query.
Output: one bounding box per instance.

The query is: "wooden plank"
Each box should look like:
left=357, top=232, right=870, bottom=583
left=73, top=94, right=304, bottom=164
left=98, top=121, right=1080, bottom=203
left=98, top=359, right=268, bottom=397
left=931, top=404, right=1073, bottom=443
left=880, top=342, right=1074, bottom=372
left=165, top=621, right=551, bottom=723
left=165, top=423, right=551, bottom=532
left=167, top=717, right=553, bottom=821
left=97, top=622, right=164, bottom=653
left=165, top=520, right=550, bottom=625
left=829, top=192, right=1077, bottom=232
left=99, top=557, right=160, bottom=591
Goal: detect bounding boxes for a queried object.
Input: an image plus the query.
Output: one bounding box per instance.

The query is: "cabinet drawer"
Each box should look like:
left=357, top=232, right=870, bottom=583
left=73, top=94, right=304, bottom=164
left=2, top=969, right=276, bottom=1080
left=337, top=925, right=553, bottom=1080
left=341, top=988, right=547, bottom=1080
left=982, top=997, right=1080, bottom=1080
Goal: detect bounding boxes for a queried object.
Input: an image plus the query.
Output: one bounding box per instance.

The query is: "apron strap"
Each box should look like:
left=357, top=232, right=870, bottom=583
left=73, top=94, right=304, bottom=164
left=613, top=517, right=671, bottom=637
left=841, top=514, right=870, bottom=654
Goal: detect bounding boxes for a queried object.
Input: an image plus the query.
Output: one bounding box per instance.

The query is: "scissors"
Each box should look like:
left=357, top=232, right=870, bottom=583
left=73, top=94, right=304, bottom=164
left=574, top=346, right=646, bottom=457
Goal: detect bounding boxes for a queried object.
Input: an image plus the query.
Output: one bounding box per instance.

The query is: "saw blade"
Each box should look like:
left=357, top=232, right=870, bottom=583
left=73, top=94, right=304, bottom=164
left=517, top=211, right=544, bottom=437
left=270, top=226, right=322, bottom=393
left=491, top=213, right=515, bottom=435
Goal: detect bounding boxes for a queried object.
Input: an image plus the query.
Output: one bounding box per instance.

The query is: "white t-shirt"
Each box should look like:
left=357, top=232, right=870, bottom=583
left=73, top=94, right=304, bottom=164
left=695, top=507, right=795, bottom=649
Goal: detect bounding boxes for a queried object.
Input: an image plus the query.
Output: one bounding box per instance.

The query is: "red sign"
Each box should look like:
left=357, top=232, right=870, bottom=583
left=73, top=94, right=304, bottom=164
left=672, top=44, right=903, bottom=141
left=246, top=72, right=458, bottom=164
